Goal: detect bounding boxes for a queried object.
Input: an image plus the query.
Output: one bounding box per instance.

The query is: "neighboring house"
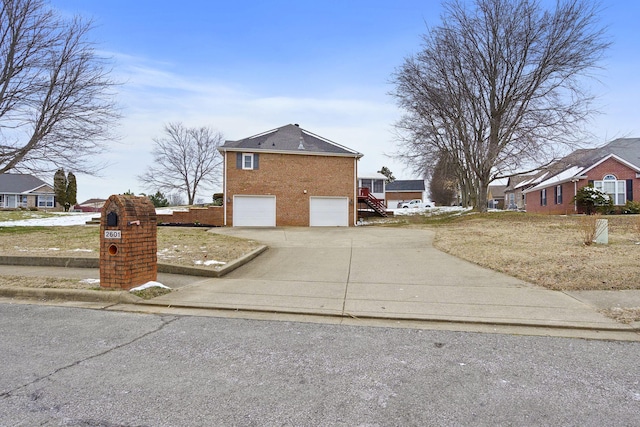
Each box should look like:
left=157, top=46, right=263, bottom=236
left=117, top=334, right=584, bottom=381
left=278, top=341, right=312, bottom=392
left=358, top=173, right=386, bottom=201
left=487, top=178, right=508, bottom=209
left=503, top=174, right=536, bottom=210
left=218, top=124, right=363, bottom=227
left=523, top=138, right=640, bottom=214
left=0, top=173, right=57, bottom=210
left=75, top=198, right=107, bottom=212
left=385, top=180, right=425, bottom=208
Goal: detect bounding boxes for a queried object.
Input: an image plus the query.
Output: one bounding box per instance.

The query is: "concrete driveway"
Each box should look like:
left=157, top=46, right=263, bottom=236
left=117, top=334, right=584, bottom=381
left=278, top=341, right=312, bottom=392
left=145, top=227, right=634, bottom=335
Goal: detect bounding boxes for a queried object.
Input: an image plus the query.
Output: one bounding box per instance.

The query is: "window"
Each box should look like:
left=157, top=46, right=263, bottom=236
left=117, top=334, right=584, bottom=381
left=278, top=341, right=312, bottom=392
left=594, top=174, right=626, bottom=205
left=373, top=179, right=384, bottom=193
left=242, top=153, right=254, bottom=170
left=555, top=185, right=562, bottom=204
left=237, top=152, right=259, bottom=170
left=37, top=195, right=55, bottom=208
left=540, top=189, right=547, bottom=206
left=0, top=195, right=4, bottom=208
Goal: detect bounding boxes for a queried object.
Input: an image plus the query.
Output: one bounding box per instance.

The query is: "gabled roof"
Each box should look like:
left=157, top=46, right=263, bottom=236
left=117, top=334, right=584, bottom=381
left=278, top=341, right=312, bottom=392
left=0, top=173, right=51, bottom=194
left=524, top=138, right=640, bottom=192
left=79, top=198, right=107, bottom=206
left=504, top=174, right=536, bottom=192
left=219, top=124, right=363, bottom=157
left=385, top=180, right=425, bottom=192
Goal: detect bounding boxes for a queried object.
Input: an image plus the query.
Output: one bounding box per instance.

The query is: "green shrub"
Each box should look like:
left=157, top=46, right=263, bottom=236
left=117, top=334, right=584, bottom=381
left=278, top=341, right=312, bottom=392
left=573, top=185, right=612, bottom=215
left=622, top=200, right=640, bottom=214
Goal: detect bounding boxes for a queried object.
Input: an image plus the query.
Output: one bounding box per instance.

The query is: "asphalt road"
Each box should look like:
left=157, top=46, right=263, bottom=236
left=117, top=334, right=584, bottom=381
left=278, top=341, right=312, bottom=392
left=1, top=303, right=639, bottom=426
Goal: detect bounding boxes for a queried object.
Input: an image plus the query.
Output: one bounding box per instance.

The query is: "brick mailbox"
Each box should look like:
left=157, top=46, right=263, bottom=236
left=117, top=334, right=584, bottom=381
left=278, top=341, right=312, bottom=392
left=100, top=194, right=157, bottom=290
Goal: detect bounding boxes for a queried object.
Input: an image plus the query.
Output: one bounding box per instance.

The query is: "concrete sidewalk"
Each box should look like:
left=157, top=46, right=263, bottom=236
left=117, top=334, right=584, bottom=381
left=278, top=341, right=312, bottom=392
left=140, top=227, right=640, bottom=337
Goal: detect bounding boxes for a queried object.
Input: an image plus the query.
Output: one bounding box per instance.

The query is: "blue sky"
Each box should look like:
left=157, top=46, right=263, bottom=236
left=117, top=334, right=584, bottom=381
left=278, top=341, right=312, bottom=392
left=49, top=0, right=639, bottom=203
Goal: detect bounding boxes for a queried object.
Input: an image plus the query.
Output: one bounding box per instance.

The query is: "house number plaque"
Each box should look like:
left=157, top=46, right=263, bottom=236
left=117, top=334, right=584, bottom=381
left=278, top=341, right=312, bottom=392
left=104, top=230, right=122, bottom=239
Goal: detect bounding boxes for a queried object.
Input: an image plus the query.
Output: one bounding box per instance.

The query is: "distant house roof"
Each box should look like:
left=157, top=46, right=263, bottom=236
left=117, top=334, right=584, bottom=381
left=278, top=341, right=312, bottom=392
left=0, top=173, right=51, bottom=194
left=219, top=124, right=363, bottom=157
left=524, top=138, right=640, bottom=192
left=386, top=180, right=425, bottom=192
left=79, top=198, right=107, bottom=206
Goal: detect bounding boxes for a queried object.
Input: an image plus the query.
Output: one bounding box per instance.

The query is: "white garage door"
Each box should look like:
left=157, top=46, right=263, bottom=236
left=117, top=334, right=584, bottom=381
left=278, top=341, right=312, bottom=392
left=310, top=197, right=349, bottom=227
left=233, top=195, right=276, bottom=227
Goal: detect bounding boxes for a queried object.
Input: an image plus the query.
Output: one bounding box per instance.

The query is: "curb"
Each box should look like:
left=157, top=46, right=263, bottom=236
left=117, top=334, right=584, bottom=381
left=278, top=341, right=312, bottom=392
left=0, top=286, right=141, bottom=304
left=0, top=245, right=268, bottom=278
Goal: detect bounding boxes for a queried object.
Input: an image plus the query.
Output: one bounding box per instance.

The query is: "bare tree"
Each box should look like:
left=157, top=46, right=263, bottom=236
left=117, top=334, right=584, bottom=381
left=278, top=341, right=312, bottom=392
left=0, top=0, right=119, bottom=175
left=139, top=122, right=224, bottom=205
left=392, top=0, right=609, bottom=211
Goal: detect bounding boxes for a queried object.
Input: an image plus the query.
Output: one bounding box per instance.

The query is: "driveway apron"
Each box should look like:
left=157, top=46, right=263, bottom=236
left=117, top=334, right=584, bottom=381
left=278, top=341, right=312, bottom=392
left=146, top=227, right=626, bottom=330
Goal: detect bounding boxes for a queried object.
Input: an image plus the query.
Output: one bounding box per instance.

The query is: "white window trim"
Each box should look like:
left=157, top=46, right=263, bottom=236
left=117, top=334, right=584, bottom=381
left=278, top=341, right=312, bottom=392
left=242, top=153, right=254, bottom=170
left=37, top=195, right=55, bottom=208
left=594, top=175, right=626, bottom=206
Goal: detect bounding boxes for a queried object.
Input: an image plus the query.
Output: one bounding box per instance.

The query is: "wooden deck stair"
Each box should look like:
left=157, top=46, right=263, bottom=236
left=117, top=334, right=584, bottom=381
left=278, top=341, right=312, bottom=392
left=357, top=188, right=388, bottom=217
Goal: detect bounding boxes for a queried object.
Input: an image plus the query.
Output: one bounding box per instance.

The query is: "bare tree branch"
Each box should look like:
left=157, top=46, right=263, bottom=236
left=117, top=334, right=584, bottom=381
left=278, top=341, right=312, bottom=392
left=138, top=122, right=224, bottom=205
left=0, top=0, right=119, bottom=176
left=391, top=0, right=609, bottom=211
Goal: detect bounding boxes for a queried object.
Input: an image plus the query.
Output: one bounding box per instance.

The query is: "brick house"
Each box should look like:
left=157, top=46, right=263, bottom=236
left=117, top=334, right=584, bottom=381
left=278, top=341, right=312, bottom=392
left=0, top=173, right=57, bottom=210
left=218, top=124, right=363, bottom=226
left=385, top=180, right=425, bottom=208
left=523, top=138, right=640, bottom=214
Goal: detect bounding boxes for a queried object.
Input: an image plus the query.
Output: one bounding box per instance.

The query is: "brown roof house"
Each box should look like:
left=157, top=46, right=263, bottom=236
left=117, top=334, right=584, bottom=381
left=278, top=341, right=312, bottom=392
left=0, top=173, right=56, bottom=210
left=523, top=138, right=640, bottom=214
left=218, top=124, right=363, bottom=226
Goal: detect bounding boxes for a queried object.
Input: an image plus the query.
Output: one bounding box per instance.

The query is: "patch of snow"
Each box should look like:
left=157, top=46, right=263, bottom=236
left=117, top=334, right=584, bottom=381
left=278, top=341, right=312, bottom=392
left=194, top=260, right=226, bottom=266
left=71, top=248, right=93, bottom=252
left=0, top=212, right=96, bottom=227
left=48, top=248, right=61, bottom=251
left=129, top=281, right=171, bottom=292
left=391, top=206, right=470, bottom=216
left=80, top=278, right=100, bottom=285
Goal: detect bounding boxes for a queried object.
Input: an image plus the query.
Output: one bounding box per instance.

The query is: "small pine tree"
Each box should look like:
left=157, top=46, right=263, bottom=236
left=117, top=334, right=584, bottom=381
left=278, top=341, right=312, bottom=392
left=53, top=169, right=67, bottom=210
left=148, top=191, right=169, bottom=207
left=66, top=172, right=77, bottom=211
left=377, top=166, right=396, bottom=183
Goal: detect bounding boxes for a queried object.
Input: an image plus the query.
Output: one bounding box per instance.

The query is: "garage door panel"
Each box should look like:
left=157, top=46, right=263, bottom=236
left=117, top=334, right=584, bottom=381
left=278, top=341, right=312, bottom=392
left=310, top=197, right=348, bottom=227
left=233, top=196, right=276, bottom=227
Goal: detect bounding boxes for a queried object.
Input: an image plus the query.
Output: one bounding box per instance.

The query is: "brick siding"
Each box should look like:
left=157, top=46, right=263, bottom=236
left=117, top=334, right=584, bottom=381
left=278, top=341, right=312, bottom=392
left=99, top=195, right=157, bottom=290
left=156, top=206, right=223, bottom=226
left=225, top=152, right=357, bottom=226
left=526, top=157, right=639, bottom=214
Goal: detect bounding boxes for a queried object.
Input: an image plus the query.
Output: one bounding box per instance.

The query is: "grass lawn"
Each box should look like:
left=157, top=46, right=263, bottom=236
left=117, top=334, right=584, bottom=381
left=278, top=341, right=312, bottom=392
left=0, top=225, right=262, bottom=267
left=395, top=211, right=640, bottom=291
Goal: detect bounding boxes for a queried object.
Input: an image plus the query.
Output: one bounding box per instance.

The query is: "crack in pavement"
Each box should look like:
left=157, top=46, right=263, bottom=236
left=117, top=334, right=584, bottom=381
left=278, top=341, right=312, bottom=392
left=341, top=239, right=353, bottom=316
left=0, top=315, right=179, bottom=399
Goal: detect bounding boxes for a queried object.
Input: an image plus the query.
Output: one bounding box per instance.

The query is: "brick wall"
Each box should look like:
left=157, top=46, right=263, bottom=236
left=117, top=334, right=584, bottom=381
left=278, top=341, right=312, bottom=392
left=100, top=195, right=157, bottom=290
left=525, top=157, right=640, bottom=214
left=157, top=206, right=223, bottom=226
left=386, top=192, right=423, bottom=206
left=225, top=152, right=357, bottom=226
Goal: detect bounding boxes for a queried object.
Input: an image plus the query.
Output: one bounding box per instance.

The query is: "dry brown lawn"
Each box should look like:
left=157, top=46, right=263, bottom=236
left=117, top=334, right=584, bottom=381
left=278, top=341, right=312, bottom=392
left=430, top=212, right=640, bottom=291
left=0, top=225, right=262, bottom=293
left=0, top=226, right=262, bottom=268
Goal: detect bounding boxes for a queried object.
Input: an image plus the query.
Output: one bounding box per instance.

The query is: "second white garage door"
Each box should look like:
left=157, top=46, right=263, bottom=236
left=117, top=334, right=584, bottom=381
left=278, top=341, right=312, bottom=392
left=309, top=197, right=349, bottom=227
left=233, top=195, right=276, bottom=227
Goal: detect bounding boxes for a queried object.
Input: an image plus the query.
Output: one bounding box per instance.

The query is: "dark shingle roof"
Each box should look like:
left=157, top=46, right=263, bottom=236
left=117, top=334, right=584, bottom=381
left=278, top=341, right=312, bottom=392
left=385, top=180, right=425, bottom=192
left=219, top=124, right=362, bottom=157
left=0, top=173, right=50, bottom=193
left=525, top=138, right=640, bottom=191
